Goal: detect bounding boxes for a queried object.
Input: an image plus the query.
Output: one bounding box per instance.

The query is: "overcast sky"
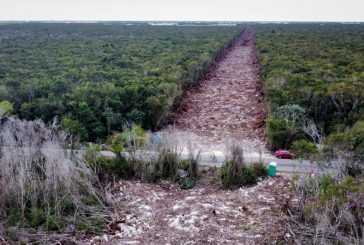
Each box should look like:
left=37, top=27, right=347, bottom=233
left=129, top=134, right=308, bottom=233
left=0, top=0, right=363, bottom=22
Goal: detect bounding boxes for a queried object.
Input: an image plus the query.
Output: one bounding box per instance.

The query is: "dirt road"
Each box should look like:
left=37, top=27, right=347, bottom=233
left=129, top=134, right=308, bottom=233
left=172, top=27, right=266, bottom=150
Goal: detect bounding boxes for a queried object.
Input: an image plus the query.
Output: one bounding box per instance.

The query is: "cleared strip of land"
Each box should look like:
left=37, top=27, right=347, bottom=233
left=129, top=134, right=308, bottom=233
left=90, top=174, right=291, bottom=244
left=172, top=27, right=266, bottom=150
left=86, top=27, right=316, bottom=245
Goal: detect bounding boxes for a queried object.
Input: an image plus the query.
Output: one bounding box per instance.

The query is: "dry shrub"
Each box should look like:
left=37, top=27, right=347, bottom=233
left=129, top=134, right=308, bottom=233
left=221, top=142, right=245, bottom=187
left=154, top=131, right=183, bottom=180
left=102, top=129, right=201, bottom=186
left=0, top=117, right=104, bottom=230
left=220, top=141, right=267, bottom=188
left=182, top=134, right=201, bottom=178
left=289, top=170, right=364, bottom=244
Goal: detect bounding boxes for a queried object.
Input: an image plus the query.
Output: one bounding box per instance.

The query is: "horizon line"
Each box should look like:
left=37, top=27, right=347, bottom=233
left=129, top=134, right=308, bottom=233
left=0, top=20, right=363, bottom=23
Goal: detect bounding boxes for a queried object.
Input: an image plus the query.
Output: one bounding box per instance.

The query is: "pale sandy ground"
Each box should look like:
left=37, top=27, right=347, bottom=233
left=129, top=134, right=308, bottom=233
left=90, top=174, right=292, bottom=245
left=0, top=27, right=318, bottom=245
left=87, top=28, right=299, bottom=244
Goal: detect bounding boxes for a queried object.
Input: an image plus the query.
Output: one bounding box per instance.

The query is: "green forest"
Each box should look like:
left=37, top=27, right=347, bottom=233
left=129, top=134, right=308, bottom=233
left=0, top=23, right=242, bottom=141
left=254, top=23, right=364, bottom=155
left=1, top=22, right=363, bottom=153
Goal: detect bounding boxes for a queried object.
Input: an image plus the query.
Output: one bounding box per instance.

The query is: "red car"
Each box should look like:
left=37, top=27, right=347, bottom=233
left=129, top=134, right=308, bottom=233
left=275, top=149, right=295, bottom=159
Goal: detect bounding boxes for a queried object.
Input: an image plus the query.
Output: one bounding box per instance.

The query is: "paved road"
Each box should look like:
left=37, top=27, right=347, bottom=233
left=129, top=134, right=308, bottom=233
left=100, top=150, right=318, bottom=173
left=186, top=151, right=318, bottom=172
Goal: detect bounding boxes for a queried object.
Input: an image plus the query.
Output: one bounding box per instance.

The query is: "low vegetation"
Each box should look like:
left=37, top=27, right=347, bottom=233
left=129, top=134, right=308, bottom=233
left=97, top=128, right=267, bottom=189
left=1, top=22, right=362, bottom=243
left=254, top=23, right=364, bottom=153
left=0, top=117, right=107, bottom=242
left=0, top=23, right=242, bottom=141
left=254, top=26, right=363, bottom=243
left=86, top=127, right=200, bottom=189
left=291, top=139, right=319, bottom=159
left=220, top=143, right=268, bottom=188
left=324, top=120, right=364, bottom=162
left=289, top=171, right=363, bottom=244
left=286, top=127, right=364, bottom=243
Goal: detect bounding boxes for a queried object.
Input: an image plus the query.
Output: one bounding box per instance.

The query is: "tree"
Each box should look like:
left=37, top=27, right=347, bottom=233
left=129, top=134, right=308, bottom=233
left=273, top=104, right=323, bottom=147
left=126, top=109, right=145, bottom=124
left=102, top=107, right=122, bottom=136
left=301, top=119, right=323, bottom=143
left=60, top=117, right=88, bottom=141
left=0, top=23, right=243, bottom=141
left=266, top=117, right=288, bottom=150
left=291, top=139, right=319, bottom=159
left=273, top=104, right=306, bottom=149
left=145, top=95, right=168, bottom=129
left=275, top=104, right=306, bottom=127
left=0, top=100, right=13, bottom=117
left=349, top=121, right=364, bottom=162
left=328, top=82, right=362, bottom=114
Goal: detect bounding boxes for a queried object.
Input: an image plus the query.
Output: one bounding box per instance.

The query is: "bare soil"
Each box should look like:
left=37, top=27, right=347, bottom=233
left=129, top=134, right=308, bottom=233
left=83, top=29, right=290, bottom=245
left=90, top=172, right=292, bottom=245
left=172, top=27, right=266, bottom=149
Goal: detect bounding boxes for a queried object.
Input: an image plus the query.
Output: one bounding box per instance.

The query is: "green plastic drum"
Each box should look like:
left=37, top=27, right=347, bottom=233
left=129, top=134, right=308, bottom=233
left=268, top=162, right=277, bottom=176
